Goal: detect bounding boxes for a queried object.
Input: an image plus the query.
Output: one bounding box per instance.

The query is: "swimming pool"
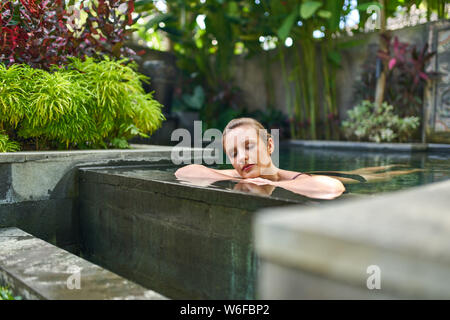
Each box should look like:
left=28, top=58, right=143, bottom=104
left=77, top=145, right=449, bottom=300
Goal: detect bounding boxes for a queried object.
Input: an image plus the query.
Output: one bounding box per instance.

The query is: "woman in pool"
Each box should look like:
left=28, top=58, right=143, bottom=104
left=175, top=117, right=346, bottom=200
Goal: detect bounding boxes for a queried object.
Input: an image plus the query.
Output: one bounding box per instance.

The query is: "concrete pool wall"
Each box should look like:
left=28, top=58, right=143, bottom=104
left=0, top=145, right=206, bottom=253
left=77, top=166, right=309, bottom=299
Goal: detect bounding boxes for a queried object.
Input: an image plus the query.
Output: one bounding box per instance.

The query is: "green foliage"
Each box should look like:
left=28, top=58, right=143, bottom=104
left=0, top=64, right=29, bottom=126
left=342, top=100, right=420, bottom=143
left=300, top=1, right=323, bottom=19
left=0, top=58, right=165, bottom=151
left=0, top=286, right=22, bottom=300
left=133, top=0, right=446, bottom=139
left=0, top=131, right=20, bottom=152
left=172, top=85, right=205, bottom=112
left=277, top=7, right=299, bottom=41
left=135, top=0, right=252, bottom=130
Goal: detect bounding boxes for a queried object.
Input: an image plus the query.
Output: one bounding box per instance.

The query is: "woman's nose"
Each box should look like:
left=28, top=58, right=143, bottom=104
left=237, top=151, right=249, bottom=164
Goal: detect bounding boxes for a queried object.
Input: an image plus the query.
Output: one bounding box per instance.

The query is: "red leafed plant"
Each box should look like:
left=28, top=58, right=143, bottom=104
left=0, top=0, right=136, bottom=70
left=355, top=34, right=440, bottom=118
left=72, top=0, right=136, bottom=60
left=377, top=34, right=439, bottom=87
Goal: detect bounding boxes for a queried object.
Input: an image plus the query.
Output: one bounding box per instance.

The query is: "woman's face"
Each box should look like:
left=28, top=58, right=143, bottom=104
left=223, top=125, right=274, bottom=178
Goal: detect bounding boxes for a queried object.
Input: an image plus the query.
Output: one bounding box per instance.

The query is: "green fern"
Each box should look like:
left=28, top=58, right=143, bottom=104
left=0, top=64, right=30, bottom=127
left=68, top=57, right=166, bottom=144
left=0, top=131, right=20, bottom=152
left=0, top=58, right=166, bottom=151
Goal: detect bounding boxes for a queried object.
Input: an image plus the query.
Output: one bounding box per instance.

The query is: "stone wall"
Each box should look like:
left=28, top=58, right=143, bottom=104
left=0, top=146, right=204, bottom=253
left=77, top=167, right=308, bottom=300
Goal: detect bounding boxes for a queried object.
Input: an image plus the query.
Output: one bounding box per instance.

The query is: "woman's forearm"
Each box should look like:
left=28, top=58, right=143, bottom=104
left=175, top=164, right=240, bottom=181
left=272, top=176, right=345, bottom=199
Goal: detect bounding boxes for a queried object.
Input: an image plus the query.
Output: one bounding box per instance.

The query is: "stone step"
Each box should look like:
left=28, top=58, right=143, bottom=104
left=0, top=227, right=168, bottom=300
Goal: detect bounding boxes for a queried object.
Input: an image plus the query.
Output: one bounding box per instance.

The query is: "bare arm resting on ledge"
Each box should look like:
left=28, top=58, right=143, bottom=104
left=175, top=164, right=345, bottom=200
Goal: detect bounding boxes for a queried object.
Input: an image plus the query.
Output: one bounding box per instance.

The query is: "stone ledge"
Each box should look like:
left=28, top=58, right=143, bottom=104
left=287, top=140, right=440, bottom=152
left=78, top=168, right=309, bottom=211
left=254, top=179, right=450, bottom=299
left=0, top=145, right=208, bottom=164
left=0, top=227, right=168, bottom=300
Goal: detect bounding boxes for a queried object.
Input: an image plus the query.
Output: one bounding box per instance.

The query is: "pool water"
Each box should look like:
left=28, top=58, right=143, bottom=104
left=213, top=145, right=450, bottom=196
left=120, top=145, right=450, bottom=202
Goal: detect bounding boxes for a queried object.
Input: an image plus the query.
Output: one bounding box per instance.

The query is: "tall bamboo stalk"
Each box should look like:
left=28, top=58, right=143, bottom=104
left=321, top=41, right=332, bottom=140
left=294, top=43, right=308, bottom=138
left=299, top=43, right=311, bottom=136
left=279, top=46, right=296, bottom=139
left=263, top=51, right=276, bottom=110
left=301, top=36, right=317, bottom=140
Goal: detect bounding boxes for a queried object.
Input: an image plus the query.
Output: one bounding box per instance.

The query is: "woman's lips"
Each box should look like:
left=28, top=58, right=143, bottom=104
left=243, top=164, right=255, bottom=172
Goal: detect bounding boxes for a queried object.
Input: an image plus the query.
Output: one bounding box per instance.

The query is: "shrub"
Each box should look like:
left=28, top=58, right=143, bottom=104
left=0, top=0, right=136, bottom=69
left=0, top=131, right=20, bottom=152
left=354, top=35, right=438, bottom=118
left=342, top=100, right=420, bottom=143
left=0, top=58, right=165, bottom=151
left=0, top=285, right=21, bottom=300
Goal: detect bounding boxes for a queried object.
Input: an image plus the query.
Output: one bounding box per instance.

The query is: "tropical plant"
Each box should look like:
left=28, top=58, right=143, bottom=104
left=242, top=0, right=350, bottom=140
left=356, top=0, right=448, bottom=112
left=0, top=58, right=165, bottom=151
left=133, top=0, right=448, bottom=139
left=355, top=35, right=438, bottom=118
left=0, top=286, right=21, bottom=300
left=70, top=0, right=138, bottom=60
left=0, top=131, right=20, bottom=152
left=342, top=100, right=420, bottom=143
left=0, top=0, right=136, bottom=69
left=135, top=0, right=251, bottom=130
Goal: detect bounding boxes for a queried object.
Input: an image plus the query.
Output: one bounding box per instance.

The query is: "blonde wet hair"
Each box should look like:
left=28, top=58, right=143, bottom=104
left=222, top=117, right=271, bottom=149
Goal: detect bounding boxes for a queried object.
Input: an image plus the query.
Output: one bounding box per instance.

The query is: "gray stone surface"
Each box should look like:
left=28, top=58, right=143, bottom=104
left=288, top=139, right=430, bottom=152
left=0, top=227, right=167, bottom=300
left=0, top=145, right=175, bottom=163
left=428, top=143, right=450, bottom=152
left=0, top=145, right=211, bottom=252
left=257, top=260, right=395, bottom=299
left=0, top=199, right=78, bottom=253
left=254, top=179, right=450, bottom=299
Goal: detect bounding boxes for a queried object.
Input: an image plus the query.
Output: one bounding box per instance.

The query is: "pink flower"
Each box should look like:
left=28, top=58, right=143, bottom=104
left=388, top=58, right=396, bottom=70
